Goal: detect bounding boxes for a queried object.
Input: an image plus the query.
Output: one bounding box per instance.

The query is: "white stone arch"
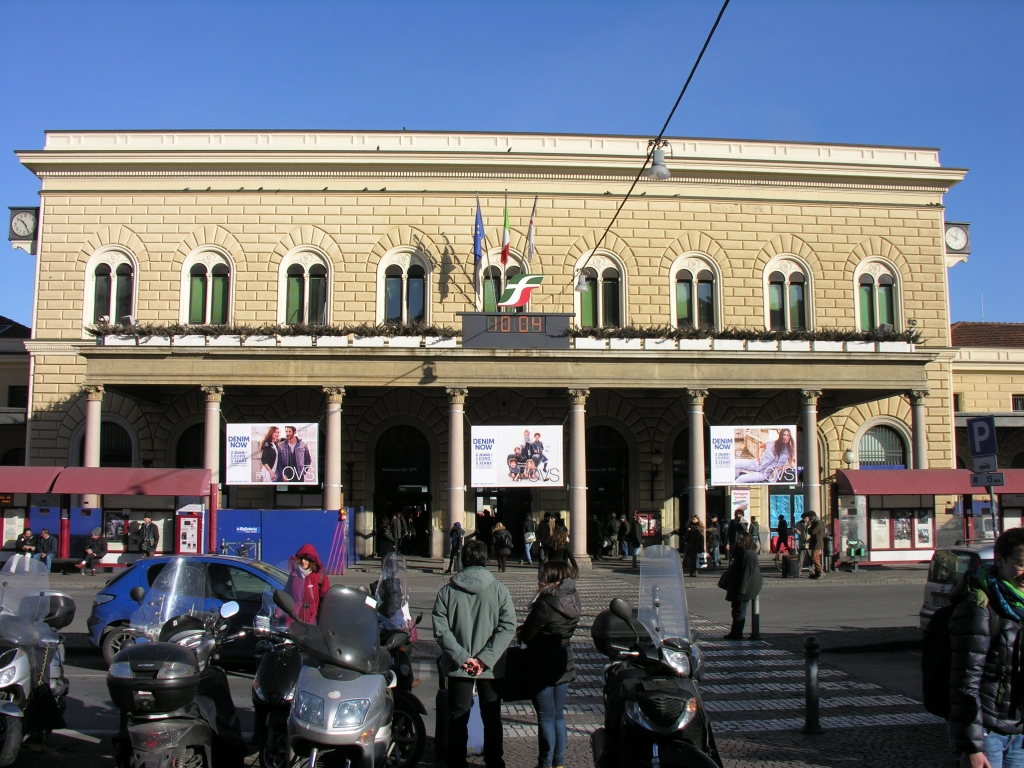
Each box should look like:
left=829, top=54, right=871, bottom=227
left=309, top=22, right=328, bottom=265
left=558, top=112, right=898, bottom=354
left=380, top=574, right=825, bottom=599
left=853, top=257, right=903, bottom=331
left=849, top=415, right=912, bottom=469
left=573, top=249, right=628, bottom=328
left=82, top=245, right=139, bottom=332
left=762, top=253, right=815, bottom=331
left=667, top=252, right=722, bottom=331
left=68, top=411, right=140, bottom=468
left=178, top=245, right=235, bottom=325
left=476, top=247, right=533, bottom=311
left=277, top=246, right=333, bottom=325
left=375, top=246, right=434, bottom=324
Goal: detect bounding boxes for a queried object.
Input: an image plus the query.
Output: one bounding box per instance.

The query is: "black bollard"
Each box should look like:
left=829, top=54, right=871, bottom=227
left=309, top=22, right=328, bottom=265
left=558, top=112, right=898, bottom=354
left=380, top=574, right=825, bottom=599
left=749, top=596, right=761, bottom=640
left=801, top=635, right=824, bottom=734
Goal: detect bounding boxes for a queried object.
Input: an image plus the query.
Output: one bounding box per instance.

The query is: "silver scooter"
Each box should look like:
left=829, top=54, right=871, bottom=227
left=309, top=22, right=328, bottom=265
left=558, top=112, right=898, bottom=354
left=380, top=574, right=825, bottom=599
left=272, top=585, right=403, bottom=768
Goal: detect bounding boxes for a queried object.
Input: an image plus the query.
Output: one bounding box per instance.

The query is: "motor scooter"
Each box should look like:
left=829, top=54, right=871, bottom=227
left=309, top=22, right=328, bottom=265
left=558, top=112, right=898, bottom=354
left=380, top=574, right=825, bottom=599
left=591, top=545, right=722, bottom=768
left=0, top=554, right=75, bottom=767
left=107, top=557, right=247, bottom=768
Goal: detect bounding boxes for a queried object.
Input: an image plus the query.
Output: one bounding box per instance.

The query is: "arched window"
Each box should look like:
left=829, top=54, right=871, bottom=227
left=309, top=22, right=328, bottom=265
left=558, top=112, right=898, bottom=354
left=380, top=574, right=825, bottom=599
left=855, top=261, right=899, bottom=331
left=181, top=250, right=232, bottom=325
left=670, top=255, right=718, bottom=329
left=574, top=252, right=625, bottom=329
left=763, top=259, right=810, bottom=331
left=858, top=424, right=907, bottom=469
left=77, top=421, right=134, bottom=467
left=377, top=250, right=431, bottom=324
left=86, top=249, right=136, bottom=325
left=279, top=250, right=331, bottom=326
left=478, top=251, right=529, bottom=313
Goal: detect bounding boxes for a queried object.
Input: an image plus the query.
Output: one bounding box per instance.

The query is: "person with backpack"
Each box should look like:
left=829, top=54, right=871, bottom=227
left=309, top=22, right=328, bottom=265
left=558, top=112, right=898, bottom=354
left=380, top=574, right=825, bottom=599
left=941, top=527, right=1024, bottom=767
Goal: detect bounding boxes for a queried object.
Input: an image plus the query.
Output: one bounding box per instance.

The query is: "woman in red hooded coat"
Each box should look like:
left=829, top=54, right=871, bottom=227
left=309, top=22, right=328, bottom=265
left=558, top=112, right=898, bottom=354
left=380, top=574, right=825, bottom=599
left=286, top=544, right=331, bottom=624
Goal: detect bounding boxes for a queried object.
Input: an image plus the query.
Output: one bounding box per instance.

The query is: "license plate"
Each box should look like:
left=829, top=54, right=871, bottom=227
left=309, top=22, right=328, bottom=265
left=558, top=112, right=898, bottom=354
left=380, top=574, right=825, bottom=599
left=932, top=593, right=950, bottom=607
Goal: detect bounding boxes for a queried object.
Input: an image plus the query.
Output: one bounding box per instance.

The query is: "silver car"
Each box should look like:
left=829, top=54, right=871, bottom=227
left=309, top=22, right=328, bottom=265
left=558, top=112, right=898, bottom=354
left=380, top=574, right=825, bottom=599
left=920, top=545, right=994, bottom=630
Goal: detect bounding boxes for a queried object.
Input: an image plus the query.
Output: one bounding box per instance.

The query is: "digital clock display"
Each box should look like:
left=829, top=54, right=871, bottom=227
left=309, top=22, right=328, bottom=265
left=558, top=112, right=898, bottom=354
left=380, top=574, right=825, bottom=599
left=486, top=315, right=546, bottom=334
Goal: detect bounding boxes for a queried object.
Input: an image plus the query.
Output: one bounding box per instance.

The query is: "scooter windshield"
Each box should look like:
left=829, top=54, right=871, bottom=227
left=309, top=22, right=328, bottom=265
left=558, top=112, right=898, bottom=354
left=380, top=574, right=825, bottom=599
left=131, top=557, right=210, bottom=641
left=0, top=555, right=50, bottom=645
left=254, top=562, right=292, bottom=634
left=375, top=554, right=410, bottom=632
left=637, top=545, right=691, bottom=649
left=287, top=586, right=384, bottom=674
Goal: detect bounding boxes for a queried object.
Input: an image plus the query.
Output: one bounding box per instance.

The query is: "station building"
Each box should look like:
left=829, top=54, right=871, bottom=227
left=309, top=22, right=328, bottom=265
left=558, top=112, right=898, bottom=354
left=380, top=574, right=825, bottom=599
left=9, top=130, right=978, bottom=564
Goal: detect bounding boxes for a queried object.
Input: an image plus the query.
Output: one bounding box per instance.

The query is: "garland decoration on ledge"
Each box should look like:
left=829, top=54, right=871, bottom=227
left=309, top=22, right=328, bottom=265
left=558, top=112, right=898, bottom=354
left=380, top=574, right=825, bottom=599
left=86, top=321, right=462, bottom=339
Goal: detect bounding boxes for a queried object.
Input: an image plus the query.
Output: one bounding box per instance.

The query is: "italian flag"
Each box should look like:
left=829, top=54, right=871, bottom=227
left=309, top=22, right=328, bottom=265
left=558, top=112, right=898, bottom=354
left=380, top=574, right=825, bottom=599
left=501, top=203, right=510, bottom=265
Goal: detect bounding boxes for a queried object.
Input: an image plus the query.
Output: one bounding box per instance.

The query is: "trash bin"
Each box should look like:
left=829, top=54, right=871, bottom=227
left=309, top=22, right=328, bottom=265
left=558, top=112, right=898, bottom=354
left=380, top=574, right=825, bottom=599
left=782, top=554, right=800, bottom=578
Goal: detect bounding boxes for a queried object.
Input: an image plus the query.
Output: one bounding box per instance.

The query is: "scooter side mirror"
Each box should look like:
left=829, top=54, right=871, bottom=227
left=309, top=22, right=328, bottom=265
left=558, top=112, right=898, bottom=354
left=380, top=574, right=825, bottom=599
left=220, top=601, right=239, bottom=619
left=129, top=586, right=146, bottom=604
left=385, top=631, right=409, bottom=650
left=414, top=613, right=423, bottom=627
left=273, top=589, right=299, bottom=622
left=609, top=598, right=639, bottom=642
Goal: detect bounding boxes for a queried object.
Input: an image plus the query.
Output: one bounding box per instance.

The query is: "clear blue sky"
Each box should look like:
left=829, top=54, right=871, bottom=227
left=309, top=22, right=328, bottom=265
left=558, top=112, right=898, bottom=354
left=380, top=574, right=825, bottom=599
left=1, top=0, right=1020, bottom=328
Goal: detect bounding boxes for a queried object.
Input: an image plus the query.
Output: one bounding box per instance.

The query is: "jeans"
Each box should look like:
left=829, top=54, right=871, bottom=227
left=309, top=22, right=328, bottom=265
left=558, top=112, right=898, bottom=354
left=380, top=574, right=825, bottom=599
left=532, top=683, right=568, bottom=767
left=621, top=541, right=631, bottom=560
left=711, top=548, right=721, bottom=567
left=984, top=731, right=1024, bottom=768
left=447, top=550, right=461, bottom=573
left=632, top=544, right=640, bottom=568
left=32, top=553, right=51, bottom=572
left=731, top=600, right=749, bottom=625
left=524, top=541, right=533, bottom=564
left=446, top=678, right=504, bottom=768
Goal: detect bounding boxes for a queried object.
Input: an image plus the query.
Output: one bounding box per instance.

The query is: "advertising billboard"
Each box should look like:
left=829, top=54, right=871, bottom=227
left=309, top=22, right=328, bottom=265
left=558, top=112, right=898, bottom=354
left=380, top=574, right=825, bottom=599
left=471, top=425, right=563, bottom=488
left=710, top=426, right=798, bottom=486
left=226, top=423, right=319, bottom=485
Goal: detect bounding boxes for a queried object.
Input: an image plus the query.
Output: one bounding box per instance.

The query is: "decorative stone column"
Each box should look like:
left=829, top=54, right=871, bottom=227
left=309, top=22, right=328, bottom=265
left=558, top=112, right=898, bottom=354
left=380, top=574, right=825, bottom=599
left=82, top=385, right=104, bottom=509
left=911, top=390, right=930, bottom=469
left=323, top=387, right=345, bottom=511
left=200, top=385, right=223, bottom=487
left=801, top=390, right=822, bottom=518
left=568, top=388, right=591, bottom=568
left=687, top=389, right=708, bottom=529
left=446, top=388, right=468, bottom=554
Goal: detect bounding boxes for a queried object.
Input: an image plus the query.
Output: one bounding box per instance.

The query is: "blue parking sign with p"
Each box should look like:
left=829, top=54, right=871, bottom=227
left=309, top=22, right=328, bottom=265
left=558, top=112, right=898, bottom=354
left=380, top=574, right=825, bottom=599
left=966, top=416, right=998, bottom=458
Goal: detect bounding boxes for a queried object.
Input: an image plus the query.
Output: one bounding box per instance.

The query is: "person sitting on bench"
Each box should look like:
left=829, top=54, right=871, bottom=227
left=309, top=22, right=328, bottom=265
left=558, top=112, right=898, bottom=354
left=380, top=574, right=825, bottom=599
left=75, top=528, right=108, bottom=576
left=35, top=528, right=58, bottom=572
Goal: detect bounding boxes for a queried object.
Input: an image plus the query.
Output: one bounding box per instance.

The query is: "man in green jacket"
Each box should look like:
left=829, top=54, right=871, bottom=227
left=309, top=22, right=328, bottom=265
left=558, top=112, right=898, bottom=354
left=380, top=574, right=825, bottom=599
left=433, top=540, right=516, bottom=768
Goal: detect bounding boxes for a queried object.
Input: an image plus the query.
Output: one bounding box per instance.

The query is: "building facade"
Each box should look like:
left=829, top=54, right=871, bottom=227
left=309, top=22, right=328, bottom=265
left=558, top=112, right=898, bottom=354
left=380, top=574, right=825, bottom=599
left=15, top=130, right=968, bottom=562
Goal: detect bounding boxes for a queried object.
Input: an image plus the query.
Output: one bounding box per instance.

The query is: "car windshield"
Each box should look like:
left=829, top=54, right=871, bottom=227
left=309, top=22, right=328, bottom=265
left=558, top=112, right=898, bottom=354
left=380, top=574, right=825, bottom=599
left=637, top=545, right=690, bottom=649
left=131, top=557, right=210, bottom=641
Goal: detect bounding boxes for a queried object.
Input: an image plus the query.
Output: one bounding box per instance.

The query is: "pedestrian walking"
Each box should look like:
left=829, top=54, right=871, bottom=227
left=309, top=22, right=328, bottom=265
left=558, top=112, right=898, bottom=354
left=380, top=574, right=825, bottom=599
left=727, top=510, right=747, bottom=556
left=629, top=512, right=644, bottom=568
left=749, top=518, right=761, bottom=554
left=446, top=522, right=465, bottom=574
left=543, top=529, right=578, bottom=575
left=617, top=515, right=630, bottom=560
left=379, top=514, right=397, bottom=559
left=707, top=520, right=722, bottom=567
left=35, top=528, right=58, bottom=572
left=139, top=515, right=160, bottom=557
left=537, top=513, right=555, bottom=562
left=75, top=528, right=108, bottom=576
left=948, top=527, right=1024, bottom=768
left=492, top=523, right=513, bottom=572
left=391, top=512, right=407, bottom=556
left=520, top=561, right=580, bottom=768
left=587, top=515, right=603, bottom=561
left=604, top=516, right=618, bottom=560
left=805, top=512, right=826, bottom=578
left=717, top=515, right=729, bottom=563
left=432, top=541, right=516, bottom=768
left=286, top=544, right=330, bottom=624
left=522, top=516, right=537, bottom=565
left=683, top=515, right=704, bottom=578
left=720, top=532, right=763, bottom=640
left=774, top=514, right=790, bottom=558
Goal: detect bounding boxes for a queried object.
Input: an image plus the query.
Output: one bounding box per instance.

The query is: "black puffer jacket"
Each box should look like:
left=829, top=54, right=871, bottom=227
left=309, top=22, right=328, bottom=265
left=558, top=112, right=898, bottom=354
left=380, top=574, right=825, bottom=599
left=949, top=570, right=1024, bottom=754
left=724, top=548, right=762, bottom=603
left=519, top=578, right=581, bottom=687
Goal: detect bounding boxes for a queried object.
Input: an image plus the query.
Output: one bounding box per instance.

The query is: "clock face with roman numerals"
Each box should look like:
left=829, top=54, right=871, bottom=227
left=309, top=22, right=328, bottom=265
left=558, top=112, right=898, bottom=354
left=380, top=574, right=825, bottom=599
left=10, top=210, right=36, bottom=239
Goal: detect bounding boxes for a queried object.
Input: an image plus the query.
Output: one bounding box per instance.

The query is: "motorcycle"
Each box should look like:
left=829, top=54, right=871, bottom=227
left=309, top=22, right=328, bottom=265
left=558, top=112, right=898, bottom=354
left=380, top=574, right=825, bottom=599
left=0, top=554, right=75, bottom=767
left=591, top=545, right=722, bottom=768
left=272, top=583, right=405, bottom=768
left=373, top=555, right=426, bottom=768
left=107, top=557, right=248, bottom=768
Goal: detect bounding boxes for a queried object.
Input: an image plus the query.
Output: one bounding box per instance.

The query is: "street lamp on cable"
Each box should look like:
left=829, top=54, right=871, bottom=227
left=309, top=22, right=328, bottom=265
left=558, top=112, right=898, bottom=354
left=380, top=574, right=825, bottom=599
left=646, top=140, right=672, bottom=180
left=574, top=271, right=588, bottom=293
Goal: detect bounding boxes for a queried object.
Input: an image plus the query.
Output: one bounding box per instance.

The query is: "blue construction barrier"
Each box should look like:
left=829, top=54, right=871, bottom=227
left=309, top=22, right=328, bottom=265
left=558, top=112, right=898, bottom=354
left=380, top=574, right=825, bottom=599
left=215, top=508, right=360, bottom=574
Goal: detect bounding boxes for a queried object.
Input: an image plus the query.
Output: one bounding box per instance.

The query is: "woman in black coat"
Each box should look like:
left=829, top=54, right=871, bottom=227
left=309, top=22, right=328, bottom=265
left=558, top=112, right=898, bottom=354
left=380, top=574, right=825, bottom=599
left=542, top=529, right=578, bottom=575
left=722, top=532, right=763, bottom=640
left=519, top=561, right=581, bottom=768
left=682, top=516, right=704, bottom=578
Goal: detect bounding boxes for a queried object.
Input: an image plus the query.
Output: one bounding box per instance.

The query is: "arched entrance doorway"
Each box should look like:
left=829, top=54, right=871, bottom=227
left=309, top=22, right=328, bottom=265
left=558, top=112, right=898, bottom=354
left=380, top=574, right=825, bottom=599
left=374, top=425, right=431, bottom=557
left=587, top=425, right=630, bottom=540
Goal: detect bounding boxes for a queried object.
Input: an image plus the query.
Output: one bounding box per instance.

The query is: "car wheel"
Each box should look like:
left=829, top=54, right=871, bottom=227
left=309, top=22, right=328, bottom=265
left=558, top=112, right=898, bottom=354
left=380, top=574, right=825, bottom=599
left=102, top=625, right=135, bottom=666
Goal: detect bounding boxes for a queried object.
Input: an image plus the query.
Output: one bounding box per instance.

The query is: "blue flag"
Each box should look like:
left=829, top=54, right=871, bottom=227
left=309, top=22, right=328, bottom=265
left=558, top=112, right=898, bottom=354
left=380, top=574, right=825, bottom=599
left=473, top=195, right=484, bottom=263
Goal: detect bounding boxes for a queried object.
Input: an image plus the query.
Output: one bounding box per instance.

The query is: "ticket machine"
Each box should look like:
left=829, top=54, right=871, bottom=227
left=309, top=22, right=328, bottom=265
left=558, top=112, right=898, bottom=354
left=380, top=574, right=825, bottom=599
left=176, top=513, right=203, bottom=555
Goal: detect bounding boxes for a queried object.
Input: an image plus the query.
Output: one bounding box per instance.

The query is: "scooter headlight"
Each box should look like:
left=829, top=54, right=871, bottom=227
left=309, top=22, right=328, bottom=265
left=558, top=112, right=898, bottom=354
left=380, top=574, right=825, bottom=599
left=109, top=661, right=133, bottom=679
left=296, top=692, right=325, bottom=726
left=332, top=698, right=371, bottom=728
left=0, top=649, right=24, bottom=685
left=156, top=662, right=196, bottom=680
left=661, top=648, right=690, bottom=677
left=253, top=678, right=265, bottom=701
left=625, top=697, right=699, bottom=732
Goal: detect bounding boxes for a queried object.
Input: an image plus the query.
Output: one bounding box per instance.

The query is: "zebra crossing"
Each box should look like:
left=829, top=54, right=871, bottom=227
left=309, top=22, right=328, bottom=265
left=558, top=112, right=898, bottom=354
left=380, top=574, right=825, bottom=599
left=495, top=572, right=942, bottom=739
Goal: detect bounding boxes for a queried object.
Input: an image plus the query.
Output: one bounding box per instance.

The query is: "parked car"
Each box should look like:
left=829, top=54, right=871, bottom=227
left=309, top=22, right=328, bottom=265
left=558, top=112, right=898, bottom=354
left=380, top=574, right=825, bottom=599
left=920, top=544, right=994, bottom=630
left=88, top=554, right=288, bottom=665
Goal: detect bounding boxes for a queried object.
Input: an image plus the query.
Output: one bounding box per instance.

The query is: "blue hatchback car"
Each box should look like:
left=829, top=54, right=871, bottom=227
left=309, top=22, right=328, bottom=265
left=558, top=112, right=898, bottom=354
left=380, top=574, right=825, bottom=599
left=88, top=554, right=288, bottom=666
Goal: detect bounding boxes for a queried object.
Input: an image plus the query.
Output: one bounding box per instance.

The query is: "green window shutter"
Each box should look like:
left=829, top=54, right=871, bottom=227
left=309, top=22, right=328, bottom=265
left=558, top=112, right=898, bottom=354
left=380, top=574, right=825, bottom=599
left=210, top=273, right=229, bottom=324
left=768, top=283, right=784, bottom=330
left=788, top=283, right=806, bottom=330
left=189, top=273, right=207, bottom=324
left=675, top=280, right=692, bottom=328
left=878, top=284, right=894, bottom=326
left=580, top=279, right=597, bottom=328
left=858, top=284, right=874, bottom=331
left=286, top=274, right=304, bottom=325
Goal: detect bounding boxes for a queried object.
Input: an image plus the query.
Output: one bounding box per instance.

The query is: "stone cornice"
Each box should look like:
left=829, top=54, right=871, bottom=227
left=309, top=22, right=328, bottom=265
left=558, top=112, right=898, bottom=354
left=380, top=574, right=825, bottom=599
left=24, top=340, right=90, bottom=354
left=951, top=346, right=1024, bottom=372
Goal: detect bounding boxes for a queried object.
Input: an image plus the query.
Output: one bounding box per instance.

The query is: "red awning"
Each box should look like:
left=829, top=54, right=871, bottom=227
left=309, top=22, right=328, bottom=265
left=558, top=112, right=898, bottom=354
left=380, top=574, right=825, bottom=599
left=835, top=469, right=1024, bottom=496
left=50, top=468, right=213, bottom=497
left=0, top=466, right=63, bottom=494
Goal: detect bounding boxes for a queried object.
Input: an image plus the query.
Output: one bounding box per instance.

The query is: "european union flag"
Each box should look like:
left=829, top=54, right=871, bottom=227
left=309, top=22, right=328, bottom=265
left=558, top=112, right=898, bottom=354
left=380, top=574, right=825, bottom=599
left=473, top=195, right=484, bottom=264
